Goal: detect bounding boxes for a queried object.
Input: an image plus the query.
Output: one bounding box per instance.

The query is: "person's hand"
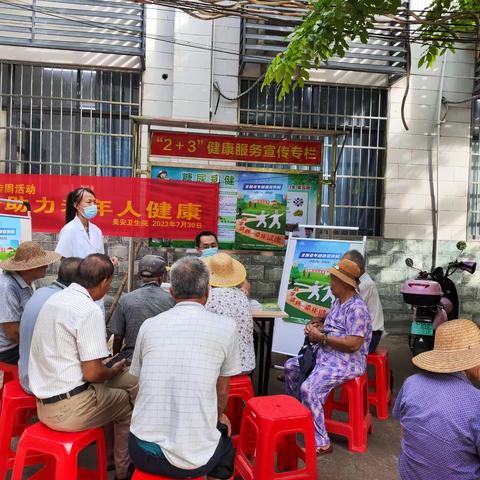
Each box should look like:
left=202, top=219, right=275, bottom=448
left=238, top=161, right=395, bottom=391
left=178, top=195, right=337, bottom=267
left=304, top=323, right=324, bottom=344
left=219, top=413, right=232, bottom=436
left=110, top=256, right=119, bottom=267
left=110, top=359, right=126, bottom=376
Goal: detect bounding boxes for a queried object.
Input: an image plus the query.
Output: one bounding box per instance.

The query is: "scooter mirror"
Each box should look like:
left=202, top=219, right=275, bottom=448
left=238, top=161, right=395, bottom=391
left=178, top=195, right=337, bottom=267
left=405, top=258, right=414, bottom=267
left=456, top=241, right=467, bottom=252
left=458, top=261, right=476, bottom=275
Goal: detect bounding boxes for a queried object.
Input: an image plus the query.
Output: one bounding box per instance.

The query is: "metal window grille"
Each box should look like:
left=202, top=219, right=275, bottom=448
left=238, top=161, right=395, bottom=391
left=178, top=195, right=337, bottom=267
left=469, top=98, right=480, bottom=238
left=239, top=80, right=388, bottom=236
left=0, top=62, right=140, bottom=177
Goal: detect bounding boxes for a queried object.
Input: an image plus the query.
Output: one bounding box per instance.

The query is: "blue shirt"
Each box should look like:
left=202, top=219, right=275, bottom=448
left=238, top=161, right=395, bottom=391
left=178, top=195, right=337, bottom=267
left=18, top=281, right=65, bottom=393
left=393, top=372, right=480, bottom=480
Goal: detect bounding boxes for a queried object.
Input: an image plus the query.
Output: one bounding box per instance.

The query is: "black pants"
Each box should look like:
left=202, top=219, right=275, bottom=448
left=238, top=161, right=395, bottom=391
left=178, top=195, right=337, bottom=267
left=0, top=345, right=19, bottom=364
left=368, top=330, right=383, bottom=354
left=129, top=423, right=234, bottom=479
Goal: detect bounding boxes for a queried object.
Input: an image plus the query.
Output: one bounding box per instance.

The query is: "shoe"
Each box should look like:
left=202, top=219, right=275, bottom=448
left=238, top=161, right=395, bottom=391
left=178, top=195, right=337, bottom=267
left=316, top=445, right=333, bottom=456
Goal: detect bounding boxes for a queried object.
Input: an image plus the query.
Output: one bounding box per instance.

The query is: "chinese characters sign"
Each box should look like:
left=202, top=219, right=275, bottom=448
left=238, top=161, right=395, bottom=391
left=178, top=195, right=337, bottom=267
left=151, top=131, right=322, bottom=165
left=0, top=174, right=219, bottom=239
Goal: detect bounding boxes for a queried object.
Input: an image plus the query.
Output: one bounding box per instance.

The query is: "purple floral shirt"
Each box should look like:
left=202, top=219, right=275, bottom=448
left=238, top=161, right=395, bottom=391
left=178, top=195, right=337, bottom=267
left=318, top=295, right=372, bottom=376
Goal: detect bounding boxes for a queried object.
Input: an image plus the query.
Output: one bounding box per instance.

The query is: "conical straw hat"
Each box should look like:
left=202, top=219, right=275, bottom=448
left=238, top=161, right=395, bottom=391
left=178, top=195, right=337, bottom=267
left=413, top=319, right=480, bottom=373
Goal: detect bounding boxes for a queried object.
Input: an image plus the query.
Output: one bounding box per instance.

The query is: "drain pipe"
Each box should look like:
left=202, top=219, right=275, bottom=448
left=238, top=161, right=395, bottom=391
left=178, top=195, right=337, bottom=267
left=432, top=52, right=448, bottom=268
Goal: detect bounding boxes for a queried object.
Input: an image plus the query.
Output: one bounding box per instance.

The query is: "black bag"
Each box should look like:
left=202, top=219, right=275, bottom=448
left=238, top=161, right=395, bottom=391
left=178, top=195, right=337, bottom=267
left=295, top=336, right=316, bottom=399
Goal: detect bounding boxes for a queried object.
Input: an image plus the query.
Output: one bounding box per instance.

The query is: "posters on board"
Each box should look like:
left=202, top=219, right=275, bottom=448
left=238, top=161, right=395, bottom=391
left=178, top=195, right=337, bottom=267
left=272, top=236, right=365, bottom=356
left=235, top=172, right=287, bottom=250
left=151, top=166, right=318, bottom=249
left=0, top=216, right=21, bottom=260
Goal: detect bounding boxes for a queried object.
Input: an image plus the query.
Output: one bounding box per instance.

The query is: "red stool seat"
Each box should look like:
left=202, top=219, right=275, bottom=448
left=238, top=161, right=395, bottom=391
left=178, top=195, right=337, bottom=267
left=367, top=347, right=392, bottom=420
left=225, top=375, right=254, bottom=447
left=324, top=373, right=372, bottom=453
left=234, top=395, right=317, bottom=480
left=0, top=379, right=47, bottom=479
left=132, top=469, right=202, bottom=479
left=12, top=422, right=107, bottom=480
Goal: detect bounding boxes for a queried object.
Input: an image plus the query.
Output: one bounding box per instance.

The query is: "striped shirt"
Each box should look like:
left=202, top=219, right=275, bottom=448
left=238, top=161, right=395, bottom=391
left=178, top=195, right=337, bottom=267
left=29, top=282, right=109, bottom=399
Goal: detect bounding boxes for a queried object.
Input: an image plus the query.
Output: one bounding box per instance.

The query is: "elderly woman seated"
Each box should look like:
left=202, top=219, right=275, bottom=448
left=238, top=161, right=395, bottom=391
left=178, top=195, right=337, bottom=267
left=204, top=253, right=255, bottom=374
left=284, top=258, right=371, bottom=455
left=393, top=319, right=480, bottom=480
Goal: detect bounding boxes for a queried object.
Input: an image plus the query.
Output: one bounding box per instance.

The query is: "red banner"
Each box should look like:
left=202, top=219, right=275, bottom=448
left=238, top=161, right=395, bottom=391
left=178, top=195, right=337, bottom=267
left=150, top=131, right=322, bottom=165
left=0, top=174, right=219, bottom=239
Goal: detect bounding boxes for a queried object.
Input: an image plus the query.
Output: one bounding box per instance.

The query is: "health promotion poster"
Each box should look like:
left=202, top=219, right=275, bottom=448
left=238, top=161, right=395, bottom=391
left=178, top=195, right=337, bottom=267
left=151, top=166, right=318, bottom=249
left=235, top=172, right=288, bottom=250
left=272, top=237, right=365, bottom=356
left=0, top=216, right=22, bottom=260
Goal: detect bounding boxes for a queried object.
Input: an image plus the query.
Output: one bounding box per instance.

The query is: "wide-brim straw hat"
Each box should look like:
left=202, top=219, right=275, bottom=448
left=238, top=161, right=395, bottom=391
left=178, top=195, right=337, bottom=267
left=0, top=241, right=60, bottom=271
left=204, top=252, right=247, bottom=288
left=413, top=319, right=480, bottom=373
left=327, top=258, right=360, bottom=289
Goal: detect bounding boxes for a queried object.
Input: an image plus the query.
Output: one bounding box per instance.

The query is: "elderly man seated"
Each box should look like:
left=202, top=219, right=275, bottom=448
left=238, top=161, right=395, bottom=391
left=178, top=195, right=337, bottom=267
left=393, top=319, right=480, bottom=480
left=128, top=256, right=241, bottom=479
left=284, top=258, right=371, bottom=455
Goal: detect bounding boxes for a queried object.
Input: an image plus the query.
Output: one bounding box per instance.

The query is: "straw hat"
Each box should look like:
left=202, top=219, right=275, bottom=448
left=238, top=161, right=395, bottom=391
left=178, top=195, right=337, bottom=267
left=327, top=258, right=360, bottom=289
left=204, top=252, right=247, bottom=288
left=413, top=319, right=480, bottom=373
left=0, top=241, right=60, bottom=272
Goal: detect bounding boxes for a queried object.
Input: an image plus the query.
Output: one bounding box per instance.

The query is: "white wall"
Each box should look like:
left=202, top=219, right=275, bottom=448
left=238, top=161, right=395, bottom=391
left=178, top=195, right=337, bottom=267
left=384, top=44, right=474, bottom=241
left=140, top=5, right=240, bottom=171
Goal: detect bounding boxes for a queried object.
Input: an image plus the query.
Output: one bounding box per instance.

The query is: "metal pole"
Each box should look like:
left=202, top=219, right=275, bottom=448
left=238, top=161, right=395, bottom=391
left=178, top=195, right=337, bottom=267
left=329, top=136, right=338, bottom=239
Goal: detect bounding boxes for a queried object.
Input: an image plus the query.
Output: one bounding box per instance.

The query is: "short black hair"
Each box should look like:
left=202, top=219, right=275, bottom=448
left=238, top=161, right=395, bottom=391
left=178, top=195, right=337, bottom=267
left=194, top=230, right=218, bottom=248
left=343, top=250, right=366, bottom=270
left=76, top=254, right=114, bottom=289
left=57, top=257, right=82, bottom=287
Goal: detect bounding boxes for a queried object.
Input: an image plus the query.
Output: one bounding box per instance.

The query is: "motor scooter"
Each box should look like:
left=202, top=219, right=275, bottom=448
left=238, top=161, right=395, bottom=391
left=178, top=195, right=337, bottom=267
left=401, top=242, right=476, bottom=356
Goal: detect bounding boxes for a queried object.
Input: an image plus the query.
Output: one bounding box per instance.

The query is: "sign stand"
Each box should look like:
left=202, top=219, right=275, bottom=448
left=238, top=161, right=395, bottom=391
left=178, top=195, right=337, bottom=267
left=272, top=225, right=366, bottom=357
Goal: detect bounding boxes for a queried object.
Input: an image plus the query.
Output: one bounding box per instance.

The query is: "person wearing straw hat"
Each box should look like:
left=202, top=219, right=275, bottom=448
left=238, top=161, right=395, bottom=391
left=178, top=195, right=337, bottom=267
left=393, top=319, right=480, bottom=480
left=204, top=253, right=255, bottom=374
left=0, top=241, right=60, bottom=365
left=284, top=258, right=372, bottom=455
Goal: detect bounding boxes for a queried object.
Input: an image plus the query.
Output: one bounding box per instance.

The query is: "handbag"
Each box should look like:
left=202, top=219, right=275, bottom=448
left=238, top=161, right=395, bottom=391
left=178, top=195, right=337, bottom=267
left=295, top=336, right=316, bottom=399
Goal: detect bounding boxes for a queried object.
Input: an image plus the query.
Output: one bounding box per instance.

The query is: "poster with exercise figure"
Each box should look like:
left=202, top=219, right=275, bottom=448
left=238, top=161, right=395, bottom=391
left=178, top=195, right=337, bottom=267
left=235, top=172, right=288, bottom=250
left=272, top=236, right=365, bottom=356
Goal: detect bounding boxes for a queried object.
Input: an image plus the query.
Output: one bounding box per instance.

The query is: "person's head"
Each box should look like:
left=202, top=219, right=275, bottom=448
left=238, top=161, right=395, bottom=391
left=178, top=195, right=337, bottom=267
left=342, top=250, right=366, bottom=276
left=204, top=253, right=247, bottom=289
left=327, top=258, right=360, bottom=299
left=65, top=187, right=97, bottom=224
left=195, top=231, right=218, bottom=257
left=138, top=254, right=166, bottom=283
left=76, top=254, right=114, bottom=301
left=413, top=319, right=480, bottom=381
left=57, top=257, right=82, bottom=287
left=0, top=241, right=60, bottom=285
left=157, top=170, right=168, bottom=179
left=169, top=256, right=210, bottom=304
left=304, top=228, right=314, bottom=238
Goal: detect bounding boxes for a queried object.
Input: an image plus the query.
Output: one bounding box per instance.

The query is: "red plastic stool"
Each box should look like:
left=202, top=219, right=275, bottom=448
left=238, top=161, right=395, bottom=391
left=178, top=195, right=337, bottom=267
left=132, top=469, right=202, bottom=479
left=0, top=361, right=19, bottom=400
left=0, top=379, right=48, bottom=479
left=234, top=395, right=317, bottom=480
left=367, top=347, right=392, bottom=420
left=324, top=373, right=372, bottom=453
left=12, top=422, right=107, bottom=480
left=226, top=375, right=254, bottom=447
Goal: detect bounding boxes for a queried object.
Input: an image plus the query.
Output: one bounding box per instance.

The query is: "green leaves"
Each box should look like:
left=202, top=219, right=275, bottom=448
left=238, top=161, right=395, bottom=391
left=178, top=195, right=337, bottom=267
left=263, top=0, right=478, bottom=99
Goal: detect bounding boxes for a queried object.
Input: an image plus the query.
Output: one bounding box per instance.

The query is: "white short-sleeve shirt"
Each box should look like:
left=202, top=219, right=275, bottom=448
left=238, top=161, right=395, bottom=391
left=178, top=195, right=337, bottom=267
left=130, top=301, right=241, bottom=470
left=28, top=283, right=109, bottom=399
left=359, top=272, right=385, bottom=332
left=55, top=215, right=105, bottom=259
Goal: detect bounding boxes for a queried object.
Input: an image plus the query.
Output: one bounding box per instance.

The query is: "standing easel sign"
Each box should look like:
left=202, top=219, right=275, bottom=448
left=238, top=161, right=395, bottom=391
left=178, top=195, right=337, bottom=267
left=272, top=235, right=365, bottom=356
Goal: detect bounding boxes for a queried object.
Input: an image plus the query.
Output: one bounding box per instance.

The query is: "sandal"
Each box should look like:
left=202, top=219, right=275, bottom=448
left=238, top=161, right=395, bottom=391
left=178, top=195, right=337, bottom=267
left=316, top=445, right=333, bottom=456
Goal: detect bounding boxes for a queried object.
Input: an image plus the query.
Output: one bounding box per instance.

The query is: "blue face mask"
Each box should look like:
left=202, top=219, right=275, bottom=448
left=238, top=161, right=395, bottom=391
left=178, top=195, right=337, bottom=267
left=83, top=204, right=98, bottom=220
left=202, top=247, right=218, bottom=257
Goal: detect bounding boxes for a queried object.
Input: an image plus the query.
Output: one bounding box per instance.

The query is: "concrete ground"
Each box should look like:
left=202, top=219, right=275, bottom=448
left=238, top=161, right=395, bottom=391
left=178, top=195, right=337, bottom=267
left=11, top=334, right=417, bottom=479
left=267, top=334, right=417, bottom=480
